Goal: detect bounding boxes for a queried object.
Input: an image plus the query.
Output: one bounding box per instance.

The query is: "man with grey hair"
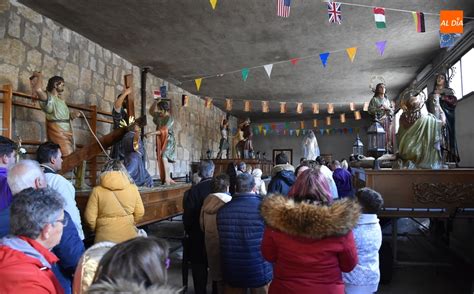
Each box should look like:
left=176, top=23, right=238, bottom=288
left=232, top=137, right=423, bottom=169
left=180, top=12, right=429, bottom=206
left=183, top=160, right=215, bottom=294
left=0, top=187, right=66, bottom=293
left=1, top=160, right=85, bottom=294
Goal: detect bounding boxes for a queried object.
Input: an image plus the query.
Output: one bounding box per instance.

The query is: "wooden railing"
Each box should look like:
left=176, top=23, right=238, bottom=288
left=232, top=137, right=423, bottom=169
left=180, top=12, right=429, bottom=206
left=0, top=84, right=114, bottom=186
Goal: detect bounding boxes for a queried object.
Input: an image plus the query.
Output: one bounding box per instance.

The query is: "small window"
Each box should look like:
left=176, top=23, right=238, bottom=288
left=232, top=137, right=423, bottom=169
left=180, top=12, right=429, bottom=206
left=460, top=48, right=474, bottom=98
left=450, top=60, right=463, bottom=98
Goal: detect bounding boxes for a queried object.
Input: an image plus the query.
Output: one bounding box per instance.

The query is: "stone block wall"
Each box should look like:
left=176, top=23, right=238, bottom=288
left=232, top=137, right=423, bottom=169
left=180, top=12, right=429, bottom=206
left=0, top=0, right=235, bottom=179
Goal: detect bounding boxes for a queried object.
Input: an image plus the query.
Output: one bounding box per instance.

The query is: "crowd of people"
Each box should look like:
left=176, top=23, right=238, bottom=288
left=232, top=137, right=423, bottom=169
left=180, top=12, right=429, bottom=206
left=184, top=157, right=385, bottom=294
left=0, top=134, right=385, bottom=294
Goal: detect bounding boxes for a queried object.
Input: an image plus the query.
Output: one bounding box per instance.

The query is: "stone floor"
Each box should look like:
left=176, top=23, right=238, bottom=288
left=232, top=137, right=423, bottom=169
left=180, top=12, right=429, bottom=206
left=147, top=217, right=474, bottom=294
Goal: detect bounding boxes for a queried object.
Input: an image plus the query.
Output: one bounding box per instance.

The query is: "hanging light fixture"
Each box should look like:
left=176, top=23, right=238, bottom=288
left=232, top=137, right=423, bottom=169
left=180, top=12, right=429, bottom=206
left=326, top=116, right=332, bottom=126
left=262, top=101, right=269, bottom=113
left=352, top=134, right=364, bottom=156
left=280, top=102, right=287, bottom=113
left=313, top=119, right=318, bottom=127
left=312, top=103, right=320, bottom=114
left=340, top=113, right=346, bottom=123
left=354, top=110, right=361, bottom=120
left=244, top=100, right=251, bottom=112
left=363, top=101, right=369, bottom=112
left=349, top=102, right=355, bottom=111
left=225, top=98, right=233, bottom=111
left=296, top=103, right=303, bottom=114
left=327, top=103, right=334, bottom=114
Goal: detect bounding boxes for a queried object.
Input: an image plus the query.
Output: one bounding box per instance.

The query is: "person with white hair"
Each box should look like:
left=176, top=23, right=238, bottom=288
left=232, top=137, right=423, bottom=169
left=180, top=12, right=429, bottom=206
left=251, top=168, right=266, bottom=196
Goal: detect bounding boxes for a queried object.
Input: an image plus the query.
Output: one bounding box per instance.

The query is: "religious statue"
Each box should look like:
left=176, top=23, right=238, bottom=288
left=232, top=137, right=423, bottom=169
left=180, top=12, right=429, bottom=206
left=236, top=118, right=253, bottom=159
left=302, top=130, right=320, bottom=160
left=122, top=122, right=153, bottom=187
left=30, top=71, right=86, bottom=188
left=397, top=90, right=442, bottom=169
left=368, top=83, right=395, bottom=153
left=110, top=87, right=132, bottom=160
left=147, top=100, right=176, bottom=185
left=216, top=114, right=230, bottom=159
left=427, top=73, right=460, bottom=164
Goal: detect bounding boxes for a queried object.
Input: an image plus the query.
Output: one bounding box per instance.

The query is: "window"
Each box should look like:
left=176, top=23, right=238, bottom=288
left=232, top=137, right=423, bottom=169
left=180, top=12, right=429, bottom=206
left=449, top=47, right=474, bottom=100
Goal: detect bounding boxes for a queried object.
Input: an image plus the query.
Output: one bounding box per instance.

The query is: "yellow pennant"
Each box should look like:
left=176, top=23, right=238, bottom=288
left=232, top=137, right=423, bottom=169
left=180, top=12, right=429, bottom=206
left=296, top=129, right=301, bottom=136
left=313, top=119, right=318, bottom=127
left=280, top=102, right=287, bottom=114
left=262, top=101, right=269, bottom=113
left=346, top=47, right=357, bottom=63
left=195, top=78, right=202, bottom=91
left=312, top=103, right=320, bottom=114
left=225, top=98, right=233, bottom=111
left=210, top=0, right=217, bottom=10
left=296, top=102, right=303, bottom=114
left=244, top=100, right=251, bottom=112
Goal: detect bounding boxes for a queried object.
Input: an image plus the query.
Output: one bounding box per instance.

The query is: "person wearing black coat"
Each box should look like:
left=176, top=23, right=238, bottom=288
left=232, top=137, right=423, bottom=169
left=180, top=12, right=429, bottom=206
left=267, top=153, right=296, bottom=196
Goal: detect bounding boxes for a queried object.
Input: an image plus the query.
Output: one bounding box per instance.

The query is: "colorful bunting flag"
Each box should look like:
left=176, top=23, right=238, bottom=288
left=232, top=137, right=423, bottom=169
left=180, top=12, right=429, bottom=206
left=319, top=52, right=330, bottom=67
left=153, top=90, right=161, bottom=99
left=412, top=12, right=425, bottom=33
left=375, top=41, right=387, bottom=56
left=319, top=129, right=325, bottom=136
left=244, top=100, right=251, bottom=112
left=312, top=103, right=320, bottom=114
left=262, top=101, right=270, bottom=113
left=327, top=1, right=342, bottom=24
left=349, top=102, right=355, bottom=111
left=225, top=98, right=233, bottom=111
left=263, top=129, right=267, bottom=136
left=290, top=58, right=300, bottom=65
left=264, top=64, right=273, bottom=78
left=439, top=33, right=461, bottom=48
left=277, top=0, right=291, bottom=18
left=195, top=78, right=202, bottom=91
left=204, top=97, right=213, bottom=108
left=313, top=119, right=318, bottom=128
left=209, top=0, right=217, bottom=10
left=258, top=124, right=264, bottom=133
left=242, top=68, right=249, bottom=81
left=182, top=95, right=189, bottom=107
left=346, top=47, right=357, bottom=63
left=327, top=103, right=334, bottom=114
left=373, top=7, right=386, bottom=29
left=280, top=102, right=287, bottom=113
left=296, top=129, right=301, bottom=136
left=296, top=102, right=303, bottom=114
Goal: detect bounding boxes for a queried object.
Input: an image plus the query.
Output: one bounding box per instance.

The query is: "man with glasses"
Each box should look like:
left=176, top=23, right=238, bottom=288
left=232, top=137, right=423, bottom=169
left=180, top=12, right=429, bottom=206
left=0, top=187, right=66, bottom=293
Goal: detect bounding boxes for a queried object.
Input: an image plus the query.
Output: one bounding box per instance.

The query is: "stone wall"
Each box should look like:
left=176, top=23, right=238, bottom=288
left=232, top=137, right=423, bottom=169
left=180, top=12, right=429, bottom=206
left=0, top=0, right=234, bottom=179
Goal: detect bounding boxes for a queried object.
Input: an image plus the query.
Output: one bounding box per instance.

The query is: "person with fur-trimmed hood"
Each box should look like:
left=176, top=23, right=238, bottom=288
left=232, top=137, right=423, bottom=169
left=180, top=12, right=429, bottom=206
left=267, top=152, right=296, bottom=196
left=261, top=167, right=360, bottom=294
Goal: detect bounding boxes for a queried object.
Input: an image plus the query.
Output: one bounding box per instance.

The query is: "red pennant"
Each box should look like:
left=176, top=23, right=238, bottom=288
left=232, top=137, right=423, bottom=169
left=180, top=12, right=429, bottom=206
left=290, top=58, right=300, bottom=65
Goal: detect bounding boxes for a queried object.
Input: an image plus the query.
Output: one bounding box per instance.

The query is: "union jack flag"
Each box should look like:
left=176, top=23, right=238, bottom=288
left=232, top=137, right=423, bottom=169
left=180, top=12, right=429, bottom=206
left=277, top=0, right=291, bottom=18
left=327, top=1, right=342, bottom=24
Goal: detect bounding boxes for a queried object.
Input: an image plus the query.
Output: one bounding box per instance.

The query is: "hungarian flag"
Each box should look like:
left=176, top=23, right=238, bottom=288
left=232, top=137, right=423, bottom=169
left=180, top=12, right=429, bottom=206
left=413, top=11, right=425, bottom=33
left=373, top=7, right=386, bottom=29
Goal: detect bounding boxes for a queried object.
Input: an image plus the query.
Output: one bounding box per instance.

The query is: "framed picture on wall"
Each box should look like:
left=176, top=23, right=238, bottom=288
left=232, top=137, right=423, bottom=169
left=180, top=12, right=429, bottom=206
left=273, top=149, right=293, bottom=165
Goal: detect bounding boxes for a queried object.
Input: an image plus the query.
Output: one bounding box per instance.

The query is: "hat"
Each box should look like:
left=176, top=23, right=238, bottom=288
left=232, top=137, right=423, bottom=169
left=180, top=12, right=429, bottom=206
left=252, top=168, right=262, bottom=178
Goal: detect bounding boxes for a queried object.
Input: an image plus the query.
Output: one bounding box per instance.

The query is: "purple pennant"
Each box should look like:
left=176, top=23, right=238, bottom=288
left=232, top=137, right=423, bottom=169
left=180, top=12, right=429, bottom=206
left=319, top=52, right=330, bottom=67
left=376, top=41, right=387, bottom=56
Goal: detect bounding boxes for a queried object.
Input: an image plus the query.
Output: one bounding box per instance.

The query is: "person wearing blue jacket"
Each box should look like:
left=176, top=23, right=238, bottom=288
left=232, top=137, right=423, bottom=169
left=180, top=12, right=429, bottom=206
left=217, top=172, right=273, bottom=292
left=267, top=153, right=296, bottom=196
left=2, top=159, right=84, bottom=294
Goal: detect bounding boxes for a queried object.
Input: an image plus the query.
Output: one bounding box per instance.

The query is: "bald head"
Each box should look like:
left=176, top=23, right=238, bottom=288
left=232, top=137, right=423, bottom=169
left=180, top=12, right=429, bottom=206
left=7, top=160, right=46, bottom=195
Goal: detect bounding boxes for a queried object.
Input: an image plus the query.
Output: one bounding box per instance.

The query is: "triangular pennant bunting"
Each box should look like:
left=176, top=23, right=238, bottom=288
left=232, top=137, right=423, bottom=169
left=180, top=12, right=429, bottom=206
left=296, top=129, right=301, bottom=136
left=277, top=0, right=291, bottom=18
left=209, top=0, right=217, bottom=10
left=290, top=58, right=300, bottom=65
left=319, top=52, right=330, bottom=67
left=346, top=47, right=357, bottom=63
left=412, top=11, right=425, bottom=33
left=264, top=64, right=273, bottom=78
left=373, top=7, right=386, bottom=29
left=375, top=41, right=387, bottom=56
left=327, top=1, right=342, bottom=24
left=195, top=78, right=202, bottom=91
left=242, top=68, right=249, bottom=81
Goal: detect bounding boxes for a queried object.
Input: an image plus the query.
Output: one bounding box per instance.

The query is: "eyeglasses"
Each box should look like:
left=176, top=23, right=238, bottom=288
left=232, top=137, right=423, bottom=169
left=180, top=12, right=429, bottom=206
left=53, top=218, right=68, bottom=226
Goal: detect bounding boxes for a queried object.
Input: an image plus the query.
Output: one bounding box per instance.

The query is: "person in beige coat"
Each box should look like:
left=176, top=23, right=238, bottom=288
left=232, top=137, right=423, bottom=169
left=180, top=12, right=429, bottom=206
left=85, top=160, right=145, bottom=243
left=200, top=174, right=232, bottom=294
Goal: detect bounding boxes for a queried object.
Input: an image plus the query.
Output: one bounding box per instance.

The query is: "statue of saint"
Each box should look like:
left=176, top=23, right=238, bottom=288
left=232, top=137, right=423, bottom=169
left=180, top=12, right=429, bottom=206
left=147, top=100, right=176, bottom=185
left=368, top=83, right=395, bottom=153
left=110, top=87, right=131, bottom=160
left=427, top=73, right=460, bottom=164
left=236, top=118, right=253, bottom=159
left=122, top=124, right=153, bottom=187
left=302, top=130, right=320, bottom=160
left=216, top=115, right=230, bottom=159
left=397, top=91, right=442, bottom=169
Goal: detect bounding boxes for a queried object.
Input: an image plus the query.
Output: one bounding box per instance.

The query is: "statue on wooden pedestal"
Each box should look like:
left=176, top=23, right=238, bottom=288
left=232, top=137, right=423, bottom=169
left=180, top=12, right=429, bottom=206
left=147, top=100, right=176, bottom=185
left=427, top=73, right=460, bottom=165
left=122, top=123, right=153, bottom=187
left=397, top=90, right=442, bottom=169
left=216, top=115, right=230, bottom=159
left=236, top=118, right=253, bottom=159
left=110, top=87, right=131, bottom=160
left=368, top=83, right=395, bottom=153
left=302, top=130, right=320, bottom=160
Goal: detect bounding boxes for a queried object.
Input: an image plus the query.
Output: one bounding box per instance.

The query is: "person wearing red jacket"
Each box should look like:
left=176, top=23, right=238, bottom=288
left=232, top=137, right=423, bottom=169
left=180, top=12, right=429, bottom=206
left=0, top=187, right=65, bottom=294
left=260, top=167, right=360, bottom=294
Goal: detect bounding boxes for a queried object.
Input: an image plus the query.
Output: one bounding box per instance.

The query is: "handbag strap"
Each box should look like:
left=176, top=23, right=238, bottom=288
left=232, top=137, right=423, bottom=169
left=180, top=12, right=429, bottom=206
left=110, top=191, right=130, bottom=218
